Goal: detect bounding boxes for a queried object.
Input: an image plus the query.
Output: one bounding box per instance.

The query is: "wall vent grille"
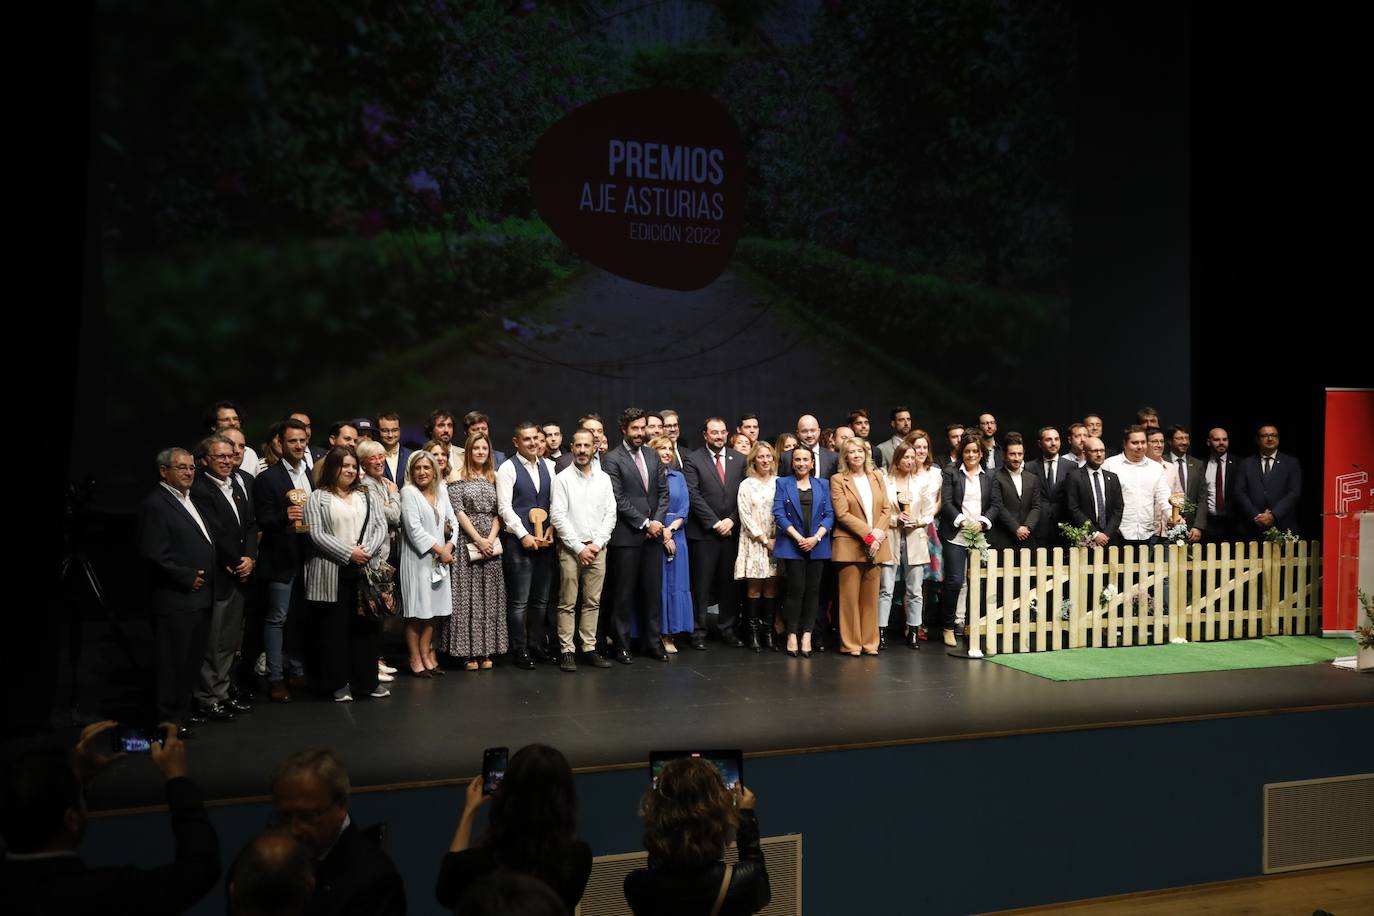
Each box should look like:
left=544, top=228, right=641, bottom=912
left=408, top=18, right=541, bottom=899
left=1263, top=773, right=1374, bottom=873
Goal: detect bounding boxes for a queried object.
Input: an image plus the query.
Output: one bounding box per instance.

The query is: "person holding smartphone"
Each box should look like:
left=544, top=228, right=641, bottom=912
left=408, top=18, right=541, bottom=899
left=624, top=757, right=770, bottom=915
left=0, top=721, right=220, bottom=914
left=437, top=744, right=592, bottom=913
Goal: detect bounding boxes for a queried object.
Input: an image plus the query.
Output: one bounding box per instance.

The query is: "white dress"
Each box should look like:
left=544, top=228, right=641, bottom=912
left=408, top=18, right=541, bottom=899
left=734, top=476, right=778, bottom=580
left=399, top=485, right=457, bottom=619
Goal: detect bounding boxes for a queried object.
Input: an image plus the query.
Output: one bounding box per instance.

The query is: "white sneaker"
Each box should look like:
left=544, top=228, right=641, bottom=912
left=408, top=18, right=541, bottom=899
left=377, top=671, right=395, bottom=683
left=369, top=686, right=391, bottom=699
left=378, top=661, right=397, bottom=675
left=333, top=692, right=353, bottom=703
left=255, top=653, right=267, bottom=677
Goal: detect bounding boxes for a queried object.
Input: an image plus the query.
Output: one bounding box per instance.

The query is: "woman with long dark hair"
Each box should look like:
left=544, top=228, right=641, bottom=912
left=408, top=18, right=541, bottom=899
left=624, top=757, right=770, bottom=915
left=436, top=744, right=591, bottom=913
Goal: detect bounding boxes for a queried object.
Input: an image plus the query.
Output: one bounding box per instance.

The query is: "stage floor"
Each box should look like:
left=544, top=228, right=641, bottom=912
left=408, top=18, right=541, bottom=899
left=63, top=627, right=1374, bottom=811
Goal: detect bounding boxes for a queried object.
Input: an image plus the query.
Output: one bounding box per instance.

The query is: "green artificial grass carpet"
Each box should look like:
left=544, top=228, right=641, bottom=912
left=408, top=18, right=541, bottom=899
left=984, top=636, right=1349, bottom=681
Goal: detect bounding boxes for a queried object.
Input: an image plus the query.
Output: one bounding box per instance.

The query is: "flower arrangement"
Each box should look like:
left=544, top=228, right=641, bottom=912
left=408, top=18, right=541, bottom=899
left=1357, top=588, right=1373, bottom=651
left=1163, top=522, right=1190, bottom=544
left=1098, top=583, right=1118, bottom=609
left=1058, top=521, right=1095, bottom=549
left=1263, top=527, right=1299, bottom=545
left=961, top=521, right=989, bottom=564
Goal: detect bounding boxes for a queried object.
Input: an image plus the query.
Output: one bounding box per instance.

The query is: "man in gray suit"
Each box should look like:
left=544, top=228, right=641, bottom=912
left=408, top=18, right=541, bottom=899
left=1165, top=425, right=1208, bottom=542
left=876, top=406, right=912, bottom=470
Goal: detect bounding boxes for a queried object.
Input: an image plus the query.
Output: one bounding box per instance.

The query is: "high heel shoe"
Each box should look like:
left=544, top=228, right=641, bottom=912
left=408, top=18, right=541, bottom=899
left=785, top=634, right=798, bottom=658
left=800, top=635, right=812, bottom=658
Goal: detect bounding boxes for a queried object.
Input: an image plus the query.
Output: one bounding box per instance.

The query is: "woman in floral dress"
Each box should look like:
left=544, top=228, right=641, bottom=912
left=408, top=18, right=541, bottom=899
left=735, top=441, right=780, bottom=649
left=443, top=432, right=507, bottom=670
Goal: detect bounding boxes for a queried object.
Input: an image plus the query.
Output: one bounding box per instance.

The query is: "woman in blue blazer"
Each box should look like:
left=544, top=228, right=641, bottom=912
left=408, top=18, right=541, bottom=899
left=772, top=448, right=834, bottom=657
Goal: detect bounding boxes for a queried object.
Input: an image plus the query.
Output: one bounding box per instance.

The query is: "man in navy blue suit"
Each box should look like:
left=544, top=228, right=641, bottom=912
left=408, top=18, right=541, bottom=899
left=375, top=412, right=411, bottom=484
left=1234, top=424, right=1302, bottom=538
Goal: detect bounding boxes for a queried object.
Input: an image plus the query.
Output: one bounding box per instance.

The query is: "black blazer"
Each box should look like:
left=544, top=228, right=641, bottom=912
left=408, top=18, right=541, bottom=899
left=1234, top=451, right=1302, bottom=536
left=602, top=443, right=670, bottom=547
left=190, top=472, right=259, bottom=598
left=436, top=841, right=592, bottom=913
left=0, top=777, right=219, bottom=916
left=136, top=487, right=216, bottom=616
left=1024, top=455, right=1070, bottom=543
left=681, top=446, right=745, bottom=540
left=253, top=460, right=310, bottom=583
left=778, top=445, right=839, bottom=479
left=624, top=810, right=770, bottom=916
left=1065, top=465, right=1125, bottom=541
left=938, top=467, right=999, bottom=544
left=989, top=468, right=1043, bottom=551
left=308, top=821, right=406, bottom=916
left=1165, top=454, right=1209, bottom=530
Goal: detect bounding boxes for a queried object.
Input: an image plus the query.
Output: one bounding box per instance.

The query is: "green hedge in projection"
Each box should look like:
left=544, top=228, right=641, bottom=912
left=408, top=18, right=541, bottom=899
left=105, top=218, right=577, bottom=424
left=734, top=237, right=1067, bottom=396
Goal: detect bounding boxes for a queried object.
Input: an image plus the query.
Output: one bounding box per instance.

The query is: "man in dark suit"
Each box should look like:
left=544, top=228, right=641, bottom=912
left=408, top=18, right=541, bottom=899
left=1065, top=437, right=1125, bottom=546
left=269, top=749, right=404, bottom=916
left=682, top=417, right=747, bottom=649
left=375, top=412, right=411, bottom=484
left=288, top=410, right=327, bottom=470
left=0, top=721, right=220, bottom=914
left=601, top=407, right=671, bottom=662
left=989, top=435, right=1043, bottom=554
left=1234, top=424, right=1302, bottom=538
left=227, top=830, right=314, bottom=916
left=1202, top=427, right=1239, bottom=542
left=978, top=412, right=1004, bottom=471
left=254, top=419, right=313, bottom=702
left=190, top=435, right=258, bottom=722
left=779, top=414, right=839, bottom=478
left=1025, top=425, right=1069, bottom=546
left=1164, top=425, right=1208, bottom=543
left=138, top=447, right=216, bottom=732
left=661, top=409, right=686, bottom=468
left=941, top=422, right=966, bottom=475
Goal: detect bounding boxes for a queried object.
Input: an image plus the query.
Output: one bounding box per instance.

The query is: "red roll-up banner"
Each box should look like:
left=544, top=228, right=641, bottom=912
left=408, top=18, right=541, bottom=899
left=1322, top=388, right=1374, bottom=634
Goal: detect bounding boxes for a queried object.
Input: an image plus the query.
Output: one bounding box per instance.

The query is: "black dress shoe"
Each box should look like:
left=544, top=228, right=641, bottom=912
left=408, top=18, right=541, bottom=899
left=199, top=703, right=235, bottom=723
left=648, top=644, right=670, bottom=662
left=226, top=698, right=254, bottom=713
left=584, top=651, right=612, bottom=669
left=689, top=635, right=707, bottom=651
left=185, top=713, right=208, bottom=727
left=513, top=651, right=536, bottom=670
left=559, top=652, right=577, bottom=672
left=613, top=649, right=634, bottom=665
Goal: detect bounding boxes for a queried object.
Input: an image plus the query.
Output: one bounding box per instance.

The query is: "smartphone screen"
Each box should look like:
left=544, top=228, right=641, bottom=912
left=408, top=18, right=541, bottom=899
left=481, top=746, right=508, bottom=795
left=649, top=750, right=744, bottom=792
left=109, top=726, right=161, bottom=754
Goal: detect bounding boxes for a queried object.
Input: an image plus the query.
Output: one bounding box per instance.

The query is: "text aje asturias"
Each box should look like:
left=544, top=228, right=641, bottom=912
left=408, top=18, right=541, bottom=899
left=578, top=139, right=725, bottom=221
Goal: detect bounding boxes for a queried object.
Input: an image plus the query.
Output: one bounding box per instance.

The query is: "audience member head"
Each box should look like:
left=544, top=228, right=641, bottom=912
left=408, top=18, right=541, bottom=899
left=205, top=399, right=243, bottom=433
left=326, top=421, right=358, bottom=450
left=639, top=757, right=738, bottom=870
left=454, top=872, right=569, bottom=916
left=0, top=748, right=84, bottom=854
left=269, top=749, right=350, bottom=859
left=228, top=828, right=315, bottom=916
left=484, top=744, right=577, bottom=877
left=1207, top=427, right=1230, bottom=458
left=157, top=447, right=196, bottom=494
left=746, top=441, right=776, bottom=479
left=315, top=447, right=361, bottom=493
left=736, top=414, right=759, bottom=443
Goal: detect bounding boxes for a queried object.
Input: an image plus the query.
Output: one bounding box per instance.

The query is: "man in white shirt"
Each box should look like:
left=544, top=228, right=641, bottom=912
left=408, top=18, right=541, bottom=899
left=548, top=429, right=617, bottom=672
left=1103, top=426, right=1173, bottom=547
left=496, top=421, right=558, bottom=668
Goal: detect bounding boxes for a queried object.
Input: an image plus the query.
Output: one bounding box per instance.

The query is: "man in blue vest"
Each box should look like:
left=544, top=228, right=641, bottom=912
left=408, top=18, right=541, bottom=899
left=497, top=421, right=558, bottom=668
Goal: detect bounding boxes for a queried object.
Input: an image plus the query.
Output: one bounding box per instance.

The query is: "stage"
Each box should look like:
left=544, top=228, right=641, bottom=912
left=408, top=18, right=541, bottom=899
left=67, top=625, right=1374, bottom=812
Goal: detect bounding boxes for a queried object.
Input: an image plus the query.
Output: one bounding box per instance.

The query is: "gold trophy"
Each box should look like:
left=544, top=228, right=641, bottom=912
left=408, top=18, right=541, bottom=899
left=288, top=489, right=309, bottom=533
left=528, top=507, right=549, bottom=542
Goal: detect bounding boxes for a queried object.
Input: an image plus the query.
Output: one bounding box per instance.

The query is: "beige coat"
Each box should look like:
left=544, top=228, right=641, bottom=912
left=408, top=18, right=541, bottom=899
left=830, top=470, right=893, bottom=564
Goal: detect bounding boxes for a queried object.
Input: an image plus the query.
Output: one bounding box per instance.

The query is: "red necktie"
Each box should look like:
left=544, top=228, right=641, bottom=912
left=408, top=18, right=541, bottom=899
left=1215, top=460, right=1225, bottom=513
left=715, top=451, right=725, bottom=484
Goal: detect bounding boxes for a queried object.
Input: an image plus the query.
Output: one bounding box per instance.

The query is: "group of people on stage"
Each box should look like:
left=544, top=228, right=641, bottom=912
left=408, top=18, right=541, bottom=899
left=2, top=722, right=768, bottom=916
left=137, top=399, right=1303, bottom=735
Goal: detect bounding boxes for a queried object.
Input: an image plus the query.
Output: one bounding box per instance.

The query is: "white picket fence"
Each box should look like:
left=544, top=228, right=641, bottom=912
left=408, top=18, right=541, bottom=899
left=965, top=540, right=1321, bottom=655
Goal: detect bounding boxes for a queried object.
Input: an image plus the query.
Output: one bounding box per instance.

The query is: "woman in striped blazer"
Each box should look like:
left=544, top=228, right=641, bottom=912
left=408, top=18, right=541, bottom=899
left=305, top=446, right=390, bottom=702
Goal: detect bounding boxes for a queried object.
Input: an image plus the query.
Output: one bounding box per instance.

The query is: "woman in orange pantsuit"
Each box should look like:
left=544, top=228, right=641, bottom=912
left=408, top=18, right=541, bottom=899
left=830, top=438, right=892, bottom=655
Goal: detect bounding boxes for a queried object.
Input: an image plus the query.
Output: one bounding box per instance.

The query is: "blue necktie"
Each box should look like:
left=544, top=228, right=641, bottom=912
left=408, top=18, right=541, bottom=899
left=1093, top=471, right=1107, bottom=531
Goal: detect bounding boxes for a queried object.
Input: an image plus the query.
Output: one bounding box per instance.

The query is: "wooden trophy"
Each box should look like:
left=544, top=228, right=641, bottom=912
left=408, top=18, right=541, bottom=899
left=528, top=507, right=549, bottom=543
left=288, top=489, right=309, bottom=533
left=897, top=490, right=912, bottom=525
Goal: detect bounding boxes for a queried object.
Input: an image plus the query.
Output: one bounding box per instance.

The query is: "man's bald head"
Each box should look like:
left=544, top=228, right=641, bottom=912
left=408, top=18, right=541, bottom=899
left=229, top=829, right=314, bottom=916
left=796, top=415, right=820, bottom=446
left=1084, top=437, right=1107, bottom=470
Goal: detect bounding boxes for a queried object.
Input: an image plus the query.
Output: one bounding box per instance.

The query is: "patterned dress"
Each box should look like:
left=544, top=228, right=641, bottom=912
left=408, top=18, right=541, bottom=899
left=734, top=475, right=778, bottom=580
left=442, top=477, right=508, bottom=659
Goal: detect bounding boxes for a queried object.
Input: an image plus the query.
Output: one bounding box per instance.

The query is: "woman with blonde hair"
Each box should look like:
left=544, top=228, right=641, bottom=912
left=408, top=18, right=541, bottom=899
left=624, top=757, right=770, bottom=915
left=735, top=441, right=779, bottom=650
left=877, top=440, right=939, bottom=650
left=443, top=432, right=508, bottom=670
left=830, top=437, right=892, bottom=655
left=399, top=450, right=457, bottom=676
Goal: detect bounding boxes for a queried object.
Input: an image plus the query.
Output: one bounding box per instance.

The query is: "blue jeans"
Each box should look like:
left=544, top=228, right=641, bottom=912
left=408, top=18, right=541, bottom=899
left=879, top=559, right=925, bottom=627
left=264, top=577, right=305, bottom=681
left=502, top=536, right=555, bottom=653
